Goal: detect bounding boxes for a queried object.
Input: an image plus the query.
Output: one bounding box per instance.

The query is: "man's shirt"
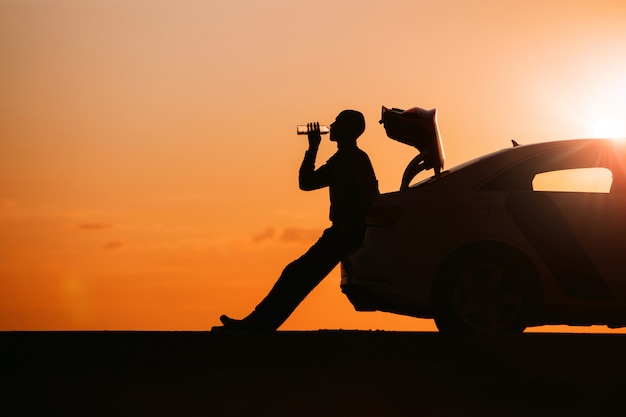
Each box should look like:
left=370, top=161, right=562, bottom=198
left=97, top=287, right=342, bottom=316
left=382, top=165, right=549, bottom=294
left=299, top=146, right=379, bottom=229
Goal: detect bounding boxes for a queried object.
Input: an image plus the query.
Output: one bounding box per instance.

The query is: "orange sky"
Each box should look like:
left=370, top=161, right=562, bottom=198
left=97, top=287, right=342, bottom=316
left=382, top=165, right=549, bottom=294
left=1, top=0, right=626, bottom=331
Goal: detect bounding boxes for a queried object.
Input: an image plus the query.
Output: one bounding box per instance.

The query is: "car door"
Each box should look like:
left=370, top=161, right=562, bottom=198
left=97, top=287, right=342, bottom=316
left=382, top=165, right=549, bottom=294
left=540, top=190, right=626, bottom=300
left=490, top=142, right=626, bottom=302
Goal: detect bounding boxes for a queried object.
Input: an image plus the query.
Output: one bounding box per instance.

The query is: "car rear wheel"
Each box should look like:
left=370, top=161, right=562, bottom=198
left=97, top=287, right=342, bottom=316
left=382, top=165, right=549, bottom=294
left=434, top=247, right=528, bottom=333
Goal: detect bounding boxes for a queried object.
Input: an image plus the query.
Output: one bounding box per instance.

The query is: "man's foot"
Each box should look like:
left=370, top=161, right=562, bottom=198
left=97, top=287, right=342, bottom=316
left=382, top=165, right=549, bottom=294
left=219, top=314, right=242, bottom=327
left=211, top=314, right=270, bottom=332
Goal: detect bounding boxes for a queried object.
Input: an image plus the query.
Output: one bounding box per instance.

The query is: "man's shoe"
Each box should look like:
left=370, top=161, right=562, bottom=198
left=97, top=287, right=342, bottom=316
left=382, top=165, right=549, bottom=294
left=211, top=314, right=268, bottom=331
left=219, top=314, right=242, bottom=327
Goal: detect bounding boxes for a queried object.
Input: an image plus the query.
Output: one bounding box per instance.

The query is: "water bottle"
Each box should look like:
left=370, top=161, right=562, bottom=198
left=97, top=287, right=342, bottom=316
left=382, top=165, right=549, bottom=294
left=296, top=125, right=330, bottom=135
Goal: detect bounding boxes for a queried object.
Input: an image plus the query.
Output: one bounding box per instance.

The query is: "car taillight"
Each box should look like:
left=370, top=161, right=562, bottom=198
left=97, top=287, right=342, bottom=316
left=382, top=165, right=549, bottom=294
left=367, top=206, right=401, bottom=226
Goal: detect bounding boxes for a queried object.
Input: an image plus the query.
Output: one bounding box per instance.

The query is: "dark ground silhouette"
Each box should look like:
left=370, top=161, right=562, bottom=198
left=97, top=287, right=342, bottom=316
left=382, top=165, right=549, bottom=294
left=2, top=331, right=626, bottom=416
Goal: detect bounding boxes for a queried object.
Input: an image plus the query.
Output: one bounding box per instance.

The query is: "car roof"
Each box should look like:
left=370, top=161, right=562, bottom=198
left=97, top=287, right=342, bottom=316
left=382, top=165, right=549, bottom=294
left=410, top=138, right=625, bottom=189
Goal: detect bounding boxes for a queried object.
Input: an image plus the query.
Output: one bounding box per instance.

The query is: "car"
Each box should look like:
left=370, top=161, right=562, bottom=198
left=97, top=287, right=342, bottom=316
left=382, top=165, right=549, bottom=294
left=340, top=106, right=626, bottom=332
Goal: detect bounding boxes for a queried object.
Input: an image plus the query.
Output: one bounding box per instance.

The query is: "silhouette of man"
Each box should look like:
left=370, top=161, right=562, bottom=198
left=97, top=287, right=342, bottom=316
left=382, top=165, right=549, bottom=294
left=215, top=109, right=378, bottom=331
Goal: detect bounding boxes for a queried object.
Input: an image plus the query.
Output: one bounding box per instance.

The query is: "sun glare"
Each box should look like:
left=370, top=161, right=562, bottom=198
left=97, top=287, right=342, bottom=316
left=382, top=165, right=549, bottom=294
left=584, top=113, right=626, bottom=139
left=581, top=78, right=626, bottom=139
left=611, top=137, right=626, bottom=146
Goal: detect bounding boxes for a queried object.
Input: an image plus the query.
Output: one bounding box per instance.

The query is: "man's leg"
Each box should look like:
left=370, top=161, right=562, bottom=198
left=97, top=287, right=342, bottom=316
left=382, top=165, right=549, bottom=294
left=241, top=227, right=362, bottom=330
left=247, top=228, right=345, bottom=329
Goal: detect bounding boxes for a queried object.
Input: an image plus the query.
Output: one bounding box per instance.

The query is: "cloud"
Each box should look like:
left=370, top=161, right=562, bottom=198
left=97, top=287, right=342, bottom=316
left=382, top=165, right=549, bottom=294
left=0, top=199, right=22, bottom=221
left=0, top=199, right=18, bottom=210
left=78, top=222, right=115, bottom=231
left=249, top=226, right=322, bottom=245
left=103, top=239, right=125, bottom=250
left=252, top=227, right=275, bottom=243
left=280, top=228, right=320, bottom=244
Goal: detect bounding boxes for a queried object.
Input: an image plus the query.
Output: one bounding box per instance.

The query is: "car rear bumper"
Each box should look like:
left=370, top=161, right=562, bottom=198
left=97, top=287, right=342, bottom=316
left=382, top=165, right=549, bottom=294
left=340, top=263, right=433, bottom=319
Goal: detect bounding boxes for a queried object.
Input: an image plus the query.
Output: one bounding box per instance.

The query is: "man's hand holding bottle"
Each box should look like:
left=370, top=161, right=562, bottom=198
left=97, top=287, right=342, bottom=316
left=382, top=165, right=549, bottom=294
left=307, top=122, right=322, bottom=151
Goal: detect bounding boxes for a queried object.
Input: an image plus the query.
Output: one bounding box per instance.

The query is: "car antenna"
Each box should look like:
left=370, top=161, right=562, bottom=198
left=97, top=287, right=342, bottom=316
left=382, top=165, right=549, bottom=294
left=511, top=139, right=520, bottom=147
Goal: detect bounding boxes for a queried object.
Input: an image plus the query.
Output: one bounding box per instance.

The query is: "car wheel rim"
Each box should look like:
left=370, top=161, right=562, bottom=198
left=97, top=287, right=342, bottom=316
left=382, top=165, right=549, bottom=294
left=453, top=263, right=523, bottom=331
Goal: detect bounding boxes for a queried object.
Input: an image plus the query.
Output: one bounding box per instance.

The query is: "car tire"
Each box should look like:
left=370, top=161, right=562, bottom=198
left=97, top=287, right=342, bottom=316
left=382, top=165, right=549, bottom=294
left=433, top=245, right=530, bottom=333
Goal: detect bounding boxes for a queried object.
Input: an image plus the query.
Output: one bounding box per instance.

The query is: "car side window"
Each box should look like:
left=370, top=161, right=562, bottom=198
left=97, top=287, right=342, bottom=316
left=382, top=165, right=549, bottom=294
left=481, top=143, right=623, bottom=193
left=532, top=167, right=613, bottom=193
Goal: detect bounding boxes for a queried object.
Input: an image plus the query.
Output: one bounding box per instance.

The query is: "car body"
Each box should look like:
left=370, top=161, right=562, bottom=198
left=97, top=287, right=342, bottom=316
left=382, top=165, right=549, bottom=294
left=341, top=138, right=626, bottom=332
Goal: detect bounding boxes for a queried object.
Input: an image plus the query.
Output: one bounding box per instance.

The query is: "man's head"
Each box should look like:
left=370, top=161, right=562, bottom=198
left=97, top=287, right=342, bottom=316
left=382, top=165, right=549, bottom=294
left=330, top=110, right=365, bottom=143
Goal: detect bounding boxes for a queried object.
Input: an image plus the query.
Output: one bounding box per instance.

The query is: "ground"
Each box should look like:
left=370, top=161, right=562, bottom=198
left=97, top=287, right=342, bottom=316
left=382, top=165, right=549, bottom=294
left=2, top=331, right=626, bottom=416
